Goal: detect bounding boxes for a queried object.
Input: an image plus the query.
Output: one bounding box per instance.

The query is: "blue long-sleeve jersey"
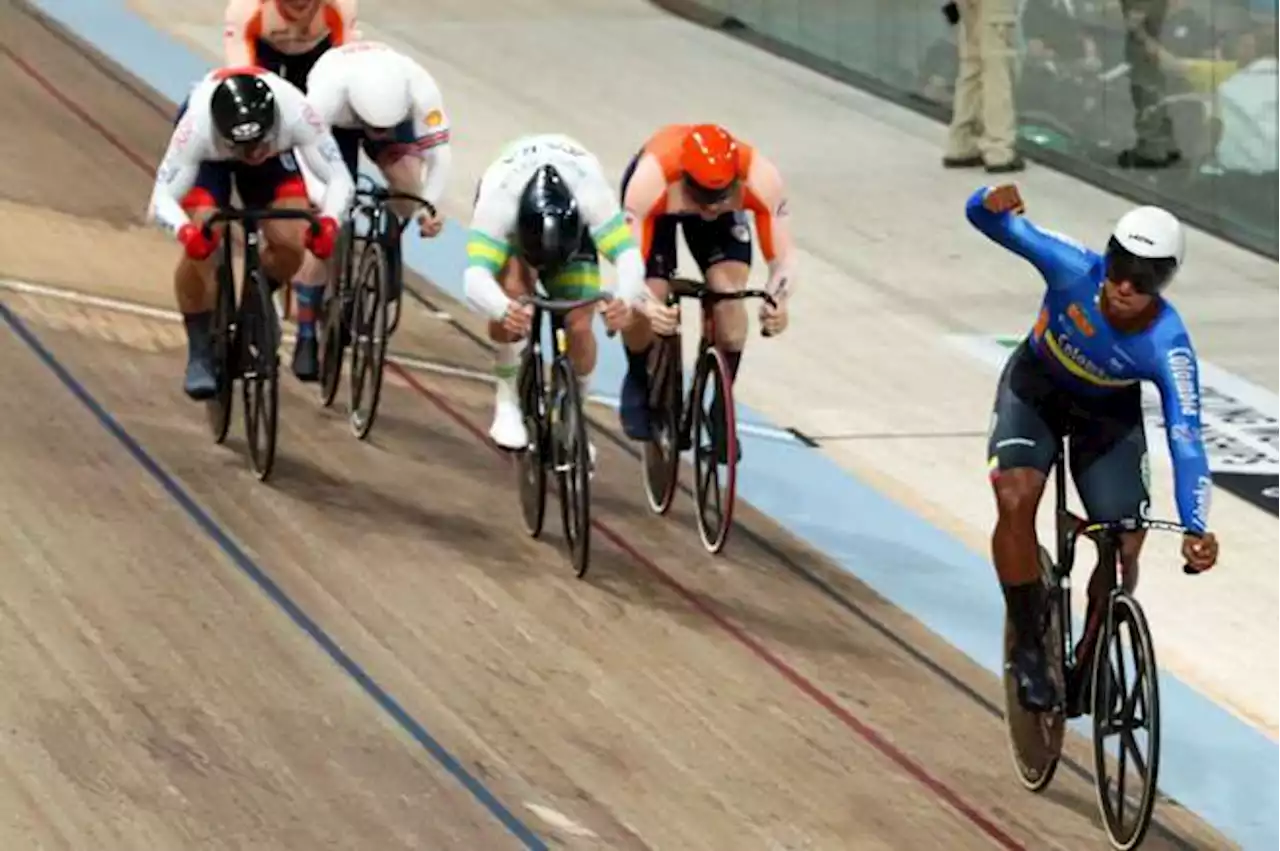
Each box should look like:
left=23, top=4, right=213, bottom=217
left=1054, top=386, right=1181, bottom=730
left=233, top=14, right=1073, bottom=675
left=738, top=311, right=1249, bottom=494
left=965, top=188, right=1212, bottom=534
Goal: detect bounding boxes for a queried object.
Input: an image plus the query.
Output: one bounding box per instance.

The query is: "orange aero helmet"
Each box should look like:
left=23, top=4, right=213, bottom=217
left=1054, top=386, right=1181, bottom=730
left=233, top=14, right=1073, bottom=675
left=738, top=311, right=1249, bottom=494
left=680, top=123, right=740, bottom=204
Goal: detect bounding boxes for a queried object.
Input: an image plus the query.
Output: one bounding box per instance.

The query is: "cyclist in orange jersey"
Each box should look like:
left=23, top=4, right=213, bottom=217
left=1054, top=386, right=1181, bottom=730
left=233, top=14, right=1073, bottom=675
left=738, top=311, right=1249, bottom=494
left=223, top=0, right=358, bottom=92
left=617, top=123, right=795, bottom=442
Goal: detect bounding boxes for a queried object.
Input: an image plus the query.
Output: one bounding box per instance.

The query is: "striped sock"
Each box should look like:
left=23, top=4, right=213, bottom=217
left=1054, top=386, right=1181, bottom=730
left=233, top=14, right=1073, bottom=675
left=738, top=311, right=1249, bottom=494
left=295, top=284, right=323, bottom=339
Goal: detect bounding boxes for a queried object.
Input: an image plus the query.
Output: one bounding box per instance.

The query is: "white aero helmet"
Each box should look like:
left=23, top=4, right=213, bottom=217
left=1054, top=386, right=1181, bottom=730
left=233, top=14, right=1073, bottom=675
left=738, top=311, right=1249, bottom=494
left=1105, top=205, right=1185, bottom=294
left=346, top=49, right=412, bottom=130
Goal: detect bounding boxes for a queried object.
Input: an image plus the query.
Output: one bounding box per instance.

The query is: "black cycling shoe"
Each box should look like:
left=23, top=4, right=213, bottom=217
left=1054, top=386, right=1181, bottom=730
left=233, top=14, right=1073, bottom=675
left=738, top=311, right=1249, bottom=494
left=292, top=335, right=319, bottom=382
left=1009, top=642, right=1059, bottom=713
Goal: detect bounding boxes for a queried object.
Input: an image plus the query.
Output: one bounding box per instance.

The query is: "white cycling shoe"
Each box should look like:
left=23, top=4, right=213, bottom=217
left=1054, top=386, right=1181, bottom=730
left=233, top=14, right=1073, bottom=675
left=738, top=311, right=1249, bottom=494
left=489, top=399, right=529, bottom=450
left=488, top=397, right=598, bottom=474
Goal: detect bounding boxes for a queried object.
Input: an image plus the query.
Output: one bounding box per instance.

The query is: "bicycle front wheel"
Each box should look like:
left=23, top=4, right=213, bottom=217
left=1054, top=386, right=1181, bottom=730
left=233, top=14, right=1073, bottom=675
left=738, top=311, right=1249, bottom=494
left=691, top=347, right=737, bottom=554
left=552, top=358, right=592, bottom=578
left=319, top=225, right=356, bottom=408
left=641, top=336, right=682, bottom=515
left=242, top=272, right=280, bottom=482
left=347, top=238, right=390, bottom=440
left=1092, top=591, right=1162, bottom=851
left=516, top=348, right=547, bottom=538
left=206, top=253, right=236, bottom=443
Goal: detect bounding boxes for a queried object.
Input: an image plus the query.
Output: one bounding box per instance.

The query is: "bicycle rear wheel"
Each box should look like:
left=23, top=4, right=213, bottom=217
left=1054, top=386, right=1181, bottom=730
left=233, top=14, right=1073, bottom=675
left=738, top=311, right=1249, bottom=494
left=1092, top=592, right=1161, bottom=851
left=242, top=271, right=280, bottom=482
left=691, top=347, right=737, bottom=554
left=1002, top=545, right=1067, bottom=792
left=641, top=337, right=682, bottom=515
left=347, top=239, right=390, bottom=440
left=516, top=347, right=547, bottom=538
left=206, top=254, right=236, bottom=443
left=552, top=358, right=592, bottom=578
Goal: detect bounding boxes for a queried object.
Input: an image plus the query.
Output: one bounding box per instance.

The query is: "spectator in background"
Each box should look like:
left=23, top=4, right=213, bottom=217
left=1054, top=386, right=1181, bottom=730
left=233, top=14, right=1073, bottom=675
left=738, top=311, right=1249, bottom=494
left=1117, top=0, right=1182, bottom=168
left=942, top=0, right=1026, bottom=172
left=1213, top=26, right=1278, bottom=178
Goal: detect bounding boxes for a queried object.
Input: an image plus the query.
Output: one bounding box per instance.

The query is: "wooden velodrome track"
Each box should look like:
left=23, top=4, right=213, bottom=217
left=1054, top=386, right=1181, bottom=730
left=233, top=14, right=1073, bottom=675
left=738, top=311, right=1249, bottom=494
left=0, top=1, right=1237, bottom=847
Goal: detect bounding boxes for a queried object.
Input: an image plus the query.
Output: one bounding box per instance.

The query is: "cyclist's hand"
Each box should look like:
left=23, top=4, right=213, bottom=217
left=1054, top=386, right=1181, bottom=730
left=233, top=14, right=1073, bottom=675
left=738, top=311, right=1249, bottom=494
left=760, top=298, right=788, bottom=336
left=1182, top=532, right=1218, bottom=573
left=417, top=209, right=444, bottom=238
left=178, top=222, right=218, bottom=261
left=642, top=298, right=680, bottom=336
left=501, top=301, right=534, bottom=337
left=983, top=184, right=1025, bottom=215
left=308, top=216, right=340, bottom=259
left=601, top=297, right=632, bottom=332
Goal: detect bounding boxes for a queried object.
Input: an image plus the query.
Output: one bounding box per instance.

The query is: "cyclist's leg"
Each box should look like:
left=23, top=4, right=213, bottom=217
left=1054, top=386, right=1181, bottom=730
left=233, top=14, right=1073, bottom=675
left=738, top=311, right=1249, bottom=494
left=548, top=232, right=606, bottom=468
left=686, top=211, right=753, bottom=380
left=291, top=129, right=361, bottom=375
left=364, top=127, right=426, bottom=305
left=618, top=152, right=674, bottom=441
left=241, top=154, right=311, bottom=369
left=487, top=256, right=536, bottom=449
left=988, top=343, right=1061, bottom=709
left=175, top=162, right=232, bottom=399
left=1068, top=385, right=1149, bottom=681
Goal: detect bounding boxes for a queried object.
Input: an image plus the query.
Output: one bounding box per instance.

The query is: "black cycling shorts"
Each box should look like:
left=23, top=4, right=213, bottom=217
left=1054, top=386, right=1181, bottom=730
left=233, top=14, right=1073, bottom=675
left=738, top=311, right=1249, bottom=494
left=987, top=339, right=1150, bottom=522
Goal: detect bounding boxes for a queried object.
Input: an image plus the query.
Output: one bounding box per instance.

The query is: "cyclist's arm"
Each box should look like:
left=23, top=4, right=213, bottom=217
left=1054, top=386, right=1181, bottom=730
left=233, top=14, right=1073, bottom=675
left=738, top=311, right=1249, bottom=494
left=406, top=65, right=452, bottom=205
left=146, top=118, right=206, bottom=236
left=620, top=153, right=667, bottom=265
left=743, top=154, right=795, bottom=300
left=325, top=0, right=359, bottom=44
left=292, top=104, right=355, bottom=220
left=463, top=194, right=515, bottom=321
left=222, top=0, right=260, bottom=67
left=1151, top=335, right=1214, bottom=534
left=964, top=187, right=1095, bottom=288
left=575, top=167, right=644, bottom=304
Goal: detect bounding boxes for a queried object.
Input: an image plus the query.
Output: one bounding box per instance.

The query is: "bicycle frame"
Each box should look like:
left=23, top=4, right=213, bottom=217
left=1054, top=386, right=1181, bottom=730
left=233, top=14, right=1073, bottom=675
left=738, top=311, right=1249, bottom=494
left=659, top=279, right=777, bottom=444
left=1046, top=444, right=1199, bottom=689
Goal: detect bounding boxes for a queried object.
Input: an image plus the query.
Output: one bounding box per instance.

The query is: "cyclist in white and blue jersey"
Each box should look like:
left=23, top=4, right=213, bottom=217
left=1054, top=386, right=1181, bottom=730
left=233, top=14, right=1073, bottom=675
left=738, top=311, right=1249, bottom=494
left=968, top=183, right=1220, bottom=714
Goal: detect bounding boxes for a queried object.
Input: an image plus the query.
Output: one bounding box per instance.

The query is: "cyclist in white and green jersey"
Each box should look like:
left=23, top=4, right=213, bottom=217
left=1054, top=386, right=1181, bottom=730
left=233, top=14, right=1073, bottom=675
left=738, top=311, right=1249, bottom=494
left=463, top=133, right=656, bottom=452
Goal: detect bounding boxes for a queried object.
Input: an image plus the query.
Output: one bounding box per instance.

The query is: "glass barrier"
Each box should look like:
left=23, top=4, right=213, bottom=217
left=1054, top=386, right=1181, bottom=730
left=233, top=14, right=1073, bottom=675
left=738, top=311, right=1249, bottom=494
left=662, top=0, right=1279, bottom=256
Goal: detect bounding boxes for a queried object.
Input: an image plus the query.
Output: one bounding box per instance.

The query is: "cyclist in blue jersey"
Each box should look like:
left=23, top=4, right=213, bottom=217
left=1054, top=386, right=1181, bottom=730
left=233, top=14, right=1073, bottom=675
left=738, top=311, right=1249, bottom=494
left=968, top=183, right=1220, bottom=713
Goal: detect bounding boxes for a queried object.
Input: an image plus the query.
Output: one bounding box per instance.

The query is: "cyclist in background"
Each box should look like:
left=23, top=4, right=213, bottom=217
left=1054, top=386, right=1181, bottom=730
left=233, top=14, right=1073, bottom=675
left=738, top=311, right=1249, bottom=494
left=969, top=183, right=1219, bottom=713
left=618, top=123, right=794, bottom=445
left=463, top=134, right=654, bottom=458
left=289, top=40, right=452, bottom=380
left=147, top=69, right=353, bottom=400
left=223, top=0, right=357, bottom=92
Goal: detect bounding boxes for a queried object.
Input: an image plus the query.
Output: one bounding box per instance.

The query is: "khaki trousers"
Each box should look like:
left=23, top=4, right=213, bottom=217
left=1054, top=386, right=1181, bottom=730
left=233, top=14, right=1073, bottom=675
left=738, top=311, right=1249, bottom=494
left=946, top=0, right=1019, bottom=166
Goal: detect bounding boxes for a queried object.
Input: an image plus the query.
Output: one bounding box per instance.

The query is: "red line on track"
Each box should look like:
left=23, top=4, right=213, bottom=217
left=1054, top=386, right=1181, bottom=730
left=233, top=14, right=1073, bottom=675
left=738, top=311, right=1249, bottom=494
left=388, top=364, right=1027, bottom=851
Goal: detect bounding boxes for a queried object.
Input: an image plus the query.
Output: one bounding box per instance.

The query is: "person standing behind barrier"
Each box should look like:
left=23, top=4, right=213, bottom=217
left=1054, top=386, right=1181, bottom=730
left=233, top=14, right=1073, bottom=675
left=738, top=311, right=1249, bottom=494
left=1117, top=0, right=1181, bottom=168
left=941, top=0, right=1026, bottom=173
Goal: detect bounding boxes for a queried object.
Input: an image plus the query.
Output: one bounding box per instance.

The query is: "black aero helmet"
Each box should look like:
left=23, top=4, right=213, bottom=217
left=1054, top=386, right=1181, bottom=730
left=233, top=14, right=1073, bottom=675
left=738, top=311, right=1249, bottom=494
left=514, top=165, right=584, bottom=275
left=210, top=72, right=277, bottom=151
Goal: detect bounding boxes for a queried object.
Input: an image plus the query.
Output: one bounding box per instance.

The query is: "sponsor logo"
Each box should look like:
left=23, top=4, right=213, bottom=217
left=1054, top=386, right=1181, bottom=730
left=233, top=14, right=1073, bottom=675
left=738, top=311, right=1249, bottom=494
left=1193, top=474, right=1212, bottom=529
left=1066, top=302, right=1095, bottom=337
left=1169, top=423, right=1200, bottom=444
left=229, top=121, right=263, bottom=141
left=1166, top=346, right=1198, bottom=417
left=425, top=109, right=443, bottom=127
left=1055, top=333, right=1116, bottom=383
left=775, top=197, right=789, bottom=217
left=1140, top=451, right=1151, bottom=494
left=1264, top=485, right=1279, bottom=500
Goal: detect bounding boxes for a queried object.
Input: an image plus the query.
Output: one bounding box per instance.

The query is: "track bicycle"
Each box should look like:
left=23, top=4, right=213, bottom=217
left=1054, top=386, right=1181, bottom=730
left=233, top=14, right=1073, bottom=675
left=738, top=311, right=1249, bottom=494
left=640, top=275, right=776, bottom=554
left=1003, top=435, right=1207, bottom=850
left=318, top=173, right=437, bottom=439
left=204, top=206, right=322, bottom=482
left=516, top=289, right=614, bottom=579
